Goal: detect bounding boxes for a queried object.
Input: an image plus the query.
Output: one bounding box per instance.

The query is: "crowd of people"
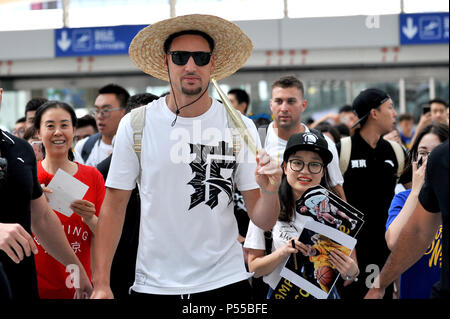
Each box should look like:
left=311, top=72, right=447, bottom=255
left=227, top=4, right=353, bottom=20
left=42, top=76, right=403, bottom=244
left=0, top=13, right=448, bottom=301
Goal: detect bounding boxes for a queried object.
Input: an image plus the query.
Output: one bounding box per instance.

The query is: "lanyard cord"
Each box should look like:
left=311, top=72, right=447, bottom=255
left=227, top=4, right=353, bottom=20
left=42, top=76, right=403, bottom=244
left=167, top=64, right=210, bottom=127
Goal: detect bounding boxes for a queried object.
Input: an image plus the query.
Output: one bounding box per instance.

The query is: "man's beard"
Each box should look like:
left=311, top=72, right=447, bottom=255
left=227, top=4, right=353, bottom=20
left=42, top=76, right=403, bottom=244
left=180, top=75, right=203, bottom=96
left=181, top=85, right=203, bottom=96
left=275, top=116, right=300, bottom=130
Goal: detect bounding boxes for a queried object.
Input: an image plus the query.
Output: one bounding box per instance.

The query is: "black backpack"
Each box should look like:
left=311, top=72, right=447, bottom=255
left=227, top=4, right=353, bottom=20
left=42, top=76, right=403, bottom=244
left=81, top=132, right=101, bottom=163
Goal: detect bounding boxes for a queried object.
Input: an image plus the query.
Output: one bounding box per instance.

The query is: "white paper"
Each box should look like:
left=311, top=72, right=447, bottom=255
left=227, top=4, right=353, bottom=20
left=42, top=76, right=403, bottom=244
left=46, top=168, right=89, bottom=217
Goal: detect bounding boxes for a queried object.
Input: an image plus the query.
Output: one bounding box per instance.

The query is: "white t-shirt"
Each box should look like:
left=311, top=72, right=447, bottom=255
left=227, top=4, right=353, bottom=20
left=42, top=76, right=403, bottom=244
left=264, top=122, right=343, bottom=187
left=244, top=213, right=313, bottom=289
left=73, top=135, right=113, bottom=167
left=106, top=96, right=260, bottom=295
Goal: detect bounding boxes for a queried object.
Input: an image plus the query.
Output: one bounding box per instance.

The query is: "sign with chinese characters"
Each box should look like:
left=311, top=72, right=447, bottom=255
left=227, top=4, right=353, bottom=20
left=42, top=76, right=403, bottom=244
left=55, top=25, right=146, bottom=57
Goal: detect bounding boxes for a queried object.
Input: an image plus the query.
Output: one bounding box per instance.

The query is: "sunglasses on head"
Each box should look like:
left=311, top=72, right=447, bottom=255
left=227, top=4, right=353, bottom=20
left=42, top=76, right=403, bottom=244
left=168, top=51, right=212, bottom=66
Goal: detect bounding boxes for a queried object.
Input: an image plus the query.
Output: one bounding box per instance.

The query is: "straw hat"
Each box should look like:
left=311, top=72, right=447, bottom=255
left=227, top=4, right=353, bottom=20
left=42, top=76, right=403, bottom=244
left=129, top=14, right=253, bottom=82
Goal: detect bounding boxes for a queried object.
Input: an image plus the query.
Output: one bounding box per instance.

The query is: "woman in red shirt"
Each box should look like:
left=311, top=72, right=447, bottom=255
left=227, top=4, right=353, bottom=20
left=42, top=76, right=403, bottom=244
left=33, top=101, right=106, bottom=299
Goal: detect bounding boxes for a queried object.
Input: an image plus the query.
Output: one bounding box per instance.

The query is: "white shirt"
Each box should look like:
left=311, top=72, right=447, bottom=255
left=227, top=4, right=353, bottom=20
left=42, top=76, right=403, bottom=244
left=73, top=135, right=113, bottom=167
left=244, top=213, right=313, bottom=289
left=106, top=97, right=260, bottom=295
left=264, top=122, right=344, bottom=187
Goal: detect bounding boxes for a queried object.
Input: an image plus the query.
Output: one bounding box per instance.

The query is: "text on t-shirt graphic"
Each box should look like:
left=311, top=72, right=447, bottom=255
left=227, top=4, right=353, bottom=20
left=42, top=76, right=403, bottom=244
left=188, top=141, right=236, bottom=210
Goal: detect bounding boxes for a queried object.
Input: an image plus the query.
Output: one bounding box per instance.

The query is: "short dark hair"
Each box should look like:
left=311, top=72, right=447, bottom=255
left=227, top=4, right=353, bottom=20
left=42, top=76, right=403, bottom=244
left=339, top=105, right=353, bottom=113
left=163, top=30, right=215, bottom=53
left=228, top=88, right=250, bottom=113
left=335, top=123, right=350, bottom=137
left=272, top=75, right=305, bottom=97
left=15, top=116, right=26, bottom=124
left=23, top=126, right=38, bottom=141
left=428, top=98, right=449, bottom=108
left=98, top=84, right=130, bottom=109
left=398, top=113, right=414, bottom=122
left=76, top=114, right=98, bottom=132
left=25, top=97, right=48, bottom=115
left=126, top=93, right=159, bottom=113
left=315, top=121, right=341, bottom=143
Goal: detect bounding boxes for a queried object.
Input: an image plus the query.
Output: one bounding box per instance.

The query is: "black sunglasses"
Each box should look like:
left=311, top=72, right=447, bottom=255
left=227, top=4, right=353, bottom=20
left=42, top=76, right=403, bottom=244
left=168, top=51, right=212, bottom=66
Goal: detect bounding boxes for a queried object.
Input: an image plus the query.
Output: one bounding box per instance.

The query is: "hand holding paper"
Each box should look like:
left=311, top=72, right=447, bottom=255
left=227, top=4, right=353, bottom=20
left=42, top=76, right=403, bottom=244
left=46, top=169, right=89, bottom=217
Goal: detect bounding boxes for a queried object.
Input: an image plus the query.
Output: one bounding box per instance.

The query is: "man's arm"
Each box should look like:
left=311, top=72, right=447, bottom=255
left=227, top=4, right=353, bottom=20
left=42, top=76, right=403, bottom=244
left=365, top=201, right=441, bottom=299
left=241, top=150, right=282, bottom=231
left=241, top=188, right=279, bottom=231
left=90, top=187, right=132, bottom=299
left=332, top=184, right=346, bottom=201
left=31, top=194, right=93, bottom=298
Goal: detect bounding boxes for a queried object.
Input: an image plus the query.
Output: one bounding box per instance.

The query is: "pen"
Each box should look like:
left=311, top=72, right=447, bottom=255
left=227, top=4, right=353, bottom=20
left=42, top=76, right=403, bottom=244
left=291, top=239, right=298, bottom=271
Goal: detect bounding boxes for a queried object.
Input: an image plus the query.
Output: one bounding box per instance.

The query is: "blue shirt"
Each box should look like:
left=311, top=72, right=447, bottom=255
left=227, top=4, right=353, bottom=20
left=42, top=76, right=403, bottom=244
left=386, top=189, right=442, bottom=299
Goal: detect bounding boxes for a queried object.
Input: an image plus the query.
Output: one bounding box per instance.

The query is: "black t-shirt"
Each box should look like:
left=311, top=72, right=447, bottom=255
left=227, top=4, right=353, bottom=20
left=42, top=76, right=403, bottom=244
left=0, top=130, right=42, bottom=299
left=337, top=130, right=403, bottom=267
left=419, top=139, right=449, bottom=298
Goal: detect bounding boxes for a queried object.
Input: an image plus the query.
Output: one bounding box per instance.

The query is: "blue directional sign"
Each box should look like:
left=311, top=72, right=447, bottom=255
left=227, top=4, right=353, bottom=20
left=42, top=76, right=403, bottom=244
left=55, top=25, right=147, bottom=57
left=400, top=12, right=449, bottom=45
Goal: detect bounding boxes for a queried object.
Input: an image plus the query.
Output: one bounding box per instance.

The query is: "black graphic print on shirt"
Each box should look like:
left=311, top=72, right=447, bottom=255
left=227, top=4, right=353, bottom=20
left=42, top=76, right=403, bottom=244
left=188, top=141, right=236, bottom=210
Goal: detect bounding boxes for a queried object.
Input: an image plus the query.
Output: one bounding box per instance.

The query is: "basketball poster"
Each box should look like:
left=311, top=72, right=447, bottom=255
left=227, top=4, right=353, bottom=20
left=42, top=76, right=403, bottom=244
left=296, top=185, right=365, bottom=237
left=269, top=185, right=364, bottom=300
left=280, top=220, right=356, bottom=299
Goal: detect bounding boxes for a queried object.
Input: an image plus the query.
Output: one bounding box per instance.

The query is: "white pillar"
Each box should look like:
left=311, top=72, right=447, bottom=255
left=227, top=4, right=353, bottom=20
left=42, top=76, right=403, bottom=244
left=345, top=80, right=352, bottom=105
left=169, top=0, right=176, bottom=18
left=284, top=0, right=288, bottom=18
left=429, top=77, right=435, bottom=100
left=399, top=78, right=406, bottom=114
left=62, top=0, right=70, bottom=27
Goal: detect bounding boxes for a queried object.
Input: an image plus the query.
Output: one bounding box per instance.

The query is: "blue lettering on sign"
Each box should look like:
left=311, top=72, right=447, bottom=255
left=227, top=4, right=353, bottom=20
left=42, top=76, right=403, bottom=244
left=55, top=25, right=147, bottom=57
left=400, top=12, right=449, bottom=45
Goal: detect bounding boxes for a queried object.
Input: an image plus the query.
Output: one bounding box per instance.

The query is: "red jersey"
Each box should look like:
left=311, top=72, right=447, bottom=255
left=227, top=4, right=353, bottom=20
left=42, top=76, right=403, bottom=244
left=33, top=161, right=105, bottom=299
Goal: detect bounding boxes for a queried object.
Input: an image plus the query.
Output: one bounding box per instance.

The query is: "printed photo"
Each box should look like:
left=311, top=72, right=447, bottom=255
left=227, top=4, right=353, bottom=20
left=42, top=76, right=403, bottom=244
left=281, top=220, right=356, bottom=299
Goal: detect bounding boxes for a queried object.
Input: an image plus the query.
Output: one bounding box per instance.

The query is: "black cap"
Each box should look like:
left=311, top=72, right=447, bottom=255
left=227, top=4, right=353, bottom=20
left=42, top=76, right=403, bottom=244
left=283, top=131, right=333, bottom=165
left=352, top=88, right=390, bottom=128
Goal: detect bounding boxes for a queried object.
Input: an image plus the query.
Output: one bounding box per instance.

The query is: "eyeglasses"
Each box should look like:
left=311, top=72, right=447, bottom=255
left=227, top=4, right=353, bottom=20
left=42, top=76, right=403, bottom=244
left=288, top=159, right=324, bottom=174
left=91, top=107, right=122, bottom=118
left=417, top=150, right=432, bottom=159
left=168, top=51, right=212, bottom=66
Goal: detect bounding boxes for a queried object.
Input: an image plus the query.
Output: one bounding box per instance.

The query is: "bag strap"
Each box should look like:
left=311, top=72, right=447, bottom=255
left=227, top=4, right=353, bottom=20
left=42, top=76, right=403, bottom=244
left=339, top=136, right=352, bottom=175
left=81, top=132, right=101, bottom=162
left=386, top=140, right=405, bottom=182
left=130, top=105, right=146, bottom=184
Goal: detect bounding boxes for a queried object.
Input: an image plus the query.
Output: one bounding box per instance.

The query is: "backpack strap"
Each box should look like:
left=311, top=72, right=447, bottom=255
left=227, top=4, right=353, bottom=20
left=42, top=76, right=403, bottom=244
left=81, top=132, right=101, bottom=163
left=386, top=140, right=405, bottom=182
left=130, top=105, right=146, bottom=184
left=339, top=136, right=352, bottom=175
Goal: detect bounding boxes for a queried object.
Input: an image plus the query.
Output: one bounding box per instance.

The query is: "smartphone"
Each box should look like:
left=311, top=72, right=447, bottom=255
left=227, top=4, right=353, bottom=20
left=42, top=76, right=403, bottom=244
left=417, top=156, right=423, bottom=169
left=422, top=105, right=431, bottom=114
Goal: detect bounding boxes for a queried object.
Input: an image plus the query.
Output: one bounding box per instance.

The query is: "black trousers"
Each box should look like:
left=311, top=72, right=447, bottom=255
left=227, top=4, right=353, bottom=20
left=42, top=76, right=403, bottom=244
left=130, top=280, right=253, bottom=301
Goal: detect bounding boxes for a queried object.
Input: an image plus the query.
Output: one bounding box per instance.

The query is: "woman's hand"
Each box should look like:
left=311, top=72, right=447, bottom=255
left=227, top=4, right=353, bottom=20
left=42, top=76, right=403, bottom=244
left=41, top=184, right=53, bottom=202
left=70, top=200, right=97, bottom=232
left=329, top=249, right=359, bottom=286
left=410, top=159, right=427, bottom=195
left=276, top=238, right=310, bottom=259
